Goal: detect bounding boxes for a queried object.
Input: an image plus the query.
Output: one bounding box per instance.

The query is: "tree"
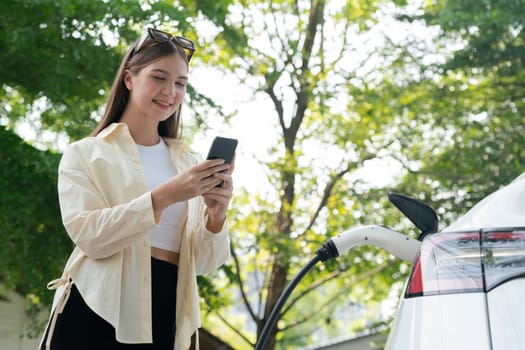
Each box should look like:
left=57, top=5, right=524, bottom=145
left=389, top=0, right=525, bottom=222
left=0, top=126, right=69, bottom=336
left=199, top=1, right=425, bottom=348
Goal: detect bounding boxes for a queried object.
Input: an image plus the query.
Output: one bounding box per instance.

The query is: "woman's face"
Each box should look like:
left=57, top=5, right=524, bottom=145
left=124, top=53, right=188, bottom=123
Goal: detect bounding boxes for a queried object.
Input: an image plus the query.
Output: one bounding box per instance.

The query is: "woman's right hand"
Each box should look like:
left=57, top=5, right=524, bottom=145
left=151, top=159, right=230, bottom=217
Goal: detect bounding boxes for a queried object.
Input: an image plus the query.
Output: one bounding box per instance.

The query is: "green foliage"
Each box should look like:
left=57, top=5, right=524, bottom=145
left=0, top=126, right=71, bottom=311
left=422, top=0, right=525, bottom=70
left=390, top=0, right=525, bottom=224
left=0, top=0, right=232, bottom=139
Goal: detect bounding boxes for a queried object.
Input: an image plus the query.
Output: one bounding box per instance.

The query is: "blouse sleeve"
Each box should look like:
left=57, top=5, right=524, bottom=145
left=193, top=215, right=231, bottom=275
left=58, top=142, right=157, bottom=259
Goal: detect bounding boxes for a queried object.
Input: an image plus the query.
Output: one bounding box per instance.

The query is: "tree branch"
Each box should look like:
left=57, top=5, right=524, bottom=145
left=281, top=267, right=344, bottom=316
left=230, top=245, right=258, bottom=321
left=301, top=150, right=377, bottom=236
left=280, top=263, right=390, bottom=331
left=302, top=165, right=353, bottom=235
left=214, top=310, right=255, bottom=347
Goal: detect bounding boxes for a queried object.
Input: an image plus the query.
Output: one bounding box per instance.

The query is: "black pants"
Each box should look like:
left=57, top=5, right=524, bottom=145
left=41, top=257, right=178, bottom=350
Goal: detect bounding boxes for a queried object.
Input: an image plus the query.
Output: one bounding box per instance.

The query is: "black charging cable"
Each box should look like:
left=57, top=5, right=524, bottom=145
left=254, top=241, right=339, bottom=349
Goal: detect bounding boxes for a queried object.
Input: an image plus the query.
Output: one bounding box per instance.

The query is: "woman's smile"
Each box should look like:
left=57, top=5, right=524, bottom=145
left=153, top=98, right=173, bottom=110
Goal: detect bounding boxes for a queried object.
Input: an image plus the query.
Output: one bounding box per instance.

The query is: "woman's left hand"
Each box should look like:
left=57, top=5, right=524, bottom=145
left=202, top=154, right=236, bottom=232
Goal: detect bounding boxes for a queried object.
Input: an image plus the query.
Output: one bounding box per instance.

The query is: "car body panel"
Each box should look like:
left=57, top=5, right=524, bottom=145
left=443, top=173, right=525, bottom=232
left=488, top=278, right=525, bottom=349
left=386, top=293, right=492, bottom=350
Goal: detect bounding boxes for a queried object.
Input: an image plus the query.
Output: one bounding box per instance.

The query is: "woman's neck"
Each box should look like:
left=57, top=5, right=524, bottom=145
left=120, top=114, right=160, bottom=146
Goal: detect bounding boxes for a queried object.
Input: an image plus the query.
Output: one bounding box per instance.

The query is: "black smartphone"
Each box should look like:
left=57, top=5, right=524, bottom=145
left=206, top=136, right=238, bottom=186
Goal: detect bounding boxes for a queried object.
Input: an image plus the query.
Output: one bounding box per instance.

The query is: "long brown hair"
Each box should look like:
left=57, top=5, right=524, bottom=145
left=91, top=34, right=190, bottom=138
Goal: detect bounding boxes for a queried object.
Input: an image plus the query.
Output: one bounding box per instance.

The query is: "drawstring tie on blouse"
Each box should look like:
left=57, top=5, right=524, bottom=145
left=43, top=276, right=73, bottom=350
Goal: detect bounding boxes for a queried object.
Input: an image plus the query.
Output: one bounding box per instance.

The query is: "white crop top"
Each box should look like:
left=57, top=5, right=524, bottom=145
left=137, top=139, right=187, bottom=253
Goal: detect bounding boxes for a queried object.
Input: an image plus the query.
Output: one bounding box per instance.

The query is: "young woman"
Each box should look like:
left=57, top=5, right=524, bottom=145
left=40, top=28, right=234, bottom=350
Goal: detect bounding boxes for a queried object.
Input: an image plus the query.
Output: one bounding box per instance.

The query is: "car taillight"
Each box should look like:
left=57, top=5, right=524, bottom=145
left=406, top=228, right=525, bottom=298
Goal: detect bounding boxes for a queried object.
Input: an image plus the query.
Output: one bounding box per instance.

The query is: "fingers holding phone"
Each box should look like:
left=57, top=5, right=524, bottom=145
left=151, top=138, right=237, bottom=217
left=200, top=159, right=230, bottom=189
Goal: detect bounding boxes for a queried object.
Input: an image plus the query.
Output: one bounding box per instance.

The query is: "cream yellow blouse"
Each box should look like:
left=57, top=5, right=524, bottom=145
left=40, top=123, right=230, bottom=350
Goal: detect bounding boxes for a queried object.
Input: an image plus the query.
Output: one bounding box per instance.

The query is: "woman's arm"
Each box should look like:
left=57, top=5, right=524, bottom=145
left=58, top=143, right=157, bottom=259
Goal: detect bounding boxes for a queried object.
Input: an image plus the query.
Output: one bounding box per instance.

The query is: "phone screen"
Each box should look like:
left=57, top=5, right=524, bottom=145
left=206, top=136, right=238, bottom=164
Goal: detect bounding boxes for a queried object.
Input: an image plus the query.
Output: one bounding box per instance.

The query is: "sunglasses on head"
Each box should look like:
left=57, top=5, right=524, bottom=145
left=130, top=28, right=195, bottom=62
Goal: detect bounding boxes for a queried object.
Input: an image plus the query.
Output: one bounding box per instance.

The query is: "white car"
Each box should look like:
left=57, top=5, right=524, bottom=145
left=385, top=172, right=525, bottom=350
